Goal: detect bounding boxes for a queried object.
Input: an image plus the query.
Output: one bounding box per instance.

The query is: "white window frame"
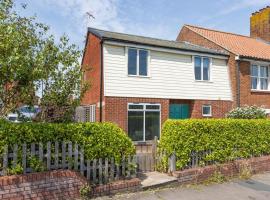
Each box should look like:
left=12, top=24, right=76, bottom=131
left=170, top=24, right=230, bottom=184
left=251, top=64, right=270, bottom=91
left=193, top=56, right=212, bottom=82
left=202, top=105, right=212, bottom=117
left=127, top=103, right=161, bottom=142
left=126, top=47, right=150, bottom=77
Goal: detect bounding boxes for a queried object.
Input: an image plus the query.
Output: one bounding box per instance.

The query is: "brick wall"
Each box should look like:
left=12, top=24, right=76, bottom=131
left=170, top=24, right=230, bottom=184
left=173, top=155, right=270, bottom=184
left=81, top=33, right=102, bottom=121
left=104, top=97, right=169, bottom=133
left=239, top=60, right=270, bottom=108
left=0, top=170, right=87, bottom=200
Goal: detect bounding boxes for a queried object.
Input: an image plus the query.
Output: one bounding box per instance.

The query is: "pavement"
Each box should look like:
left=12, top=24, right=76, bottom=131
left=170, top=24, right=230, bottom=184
left=139, top=172, right=177, bottom=189
left=95, top=172, right=270, bottom=200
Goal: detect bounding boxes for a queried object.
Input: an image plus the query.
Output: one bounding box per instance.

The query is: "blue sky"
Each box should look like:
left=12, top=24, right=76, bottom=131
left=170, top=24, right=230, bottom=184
left=15, top=0, right=270, bottom=49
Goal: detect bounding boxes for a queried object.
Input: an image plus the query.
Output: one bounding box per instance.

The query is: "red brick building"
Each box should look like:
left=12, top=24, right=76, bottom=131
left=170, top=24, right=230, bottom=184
left=81, top=7, right=270, bottom=142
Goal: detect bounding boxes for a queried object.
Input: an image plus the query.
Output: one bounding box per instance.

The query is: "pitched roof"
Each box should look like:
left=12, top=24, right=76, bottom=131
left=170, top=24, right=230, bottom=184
left=88, top=27, right=228, bottom=56
left=184, top=25, right=270, bottom=61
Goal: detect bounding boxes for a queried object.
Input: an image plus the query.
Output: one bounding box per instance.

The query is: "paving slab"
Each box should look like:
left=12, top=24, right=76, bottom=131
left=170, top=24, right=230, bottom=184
left=138, top=171, right=177, bottom=189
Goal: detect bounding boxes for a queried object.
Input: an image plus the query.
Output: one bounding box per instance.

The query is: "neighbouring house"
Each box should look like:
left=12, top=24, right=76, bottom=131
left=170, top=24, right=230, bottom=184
left=178, top=6, right=270, bottom=112
left=81, top=6, right=270, bottom=142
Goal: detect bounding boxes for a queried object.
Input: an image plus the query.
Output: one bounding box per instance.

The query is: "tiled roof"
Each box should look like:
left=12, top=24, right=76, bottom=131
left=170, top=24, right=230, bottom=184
left=88, top=27, right=228, bottom=56
left=184, top=25, right=270, bottom=61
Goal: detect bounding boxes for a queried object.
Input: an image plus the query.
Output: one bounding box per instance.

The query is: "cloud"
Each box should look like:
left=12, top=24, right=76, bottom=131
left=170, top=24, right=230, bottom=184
left=199, top=0, right=270, bottom=23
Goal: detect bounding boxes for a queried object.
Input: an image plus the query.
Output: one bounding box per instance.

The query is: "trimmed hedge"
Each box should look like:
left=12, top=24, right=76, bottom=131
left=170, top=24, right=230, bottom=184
left=159, top=119, right=270, bottom=170
left=0, top=120, right=135, bottom=162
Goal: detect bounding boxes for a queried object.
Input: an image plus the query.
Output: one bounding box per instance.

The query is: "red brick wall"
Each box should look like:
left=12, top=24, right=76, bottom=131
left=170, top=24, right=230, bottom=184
left=239, top=61, right=270, bottom=108
left=0, top=170, right=87, bottom=200
left=104, top=97, right=233, bottom=134
left=104, top=97, right=169, bottom=133
left=190, top=100, right=233, bottom=118
left=173, top=155, right=270, bottom=184
left=81, top=33, right=102, bottom=121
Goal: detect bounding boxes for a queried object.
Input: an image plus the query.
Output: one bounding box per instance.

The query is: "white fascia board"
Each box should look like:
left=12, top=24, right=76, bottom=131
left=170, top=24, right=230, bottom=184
left=104, top=41, right=228, bottom=60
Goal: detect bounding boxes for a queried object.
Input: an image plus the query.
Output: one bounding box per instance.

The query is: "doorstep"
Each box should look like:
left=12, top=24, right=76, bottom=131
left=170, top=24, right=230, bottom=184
left=138, top=171, right=178, bottom=190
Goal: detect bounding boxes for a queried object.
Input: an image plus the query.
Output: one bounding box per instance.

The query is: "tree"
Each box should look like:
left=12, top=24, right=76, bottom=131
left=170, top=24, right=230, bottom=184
left=0, top=0, right=88, bottom=121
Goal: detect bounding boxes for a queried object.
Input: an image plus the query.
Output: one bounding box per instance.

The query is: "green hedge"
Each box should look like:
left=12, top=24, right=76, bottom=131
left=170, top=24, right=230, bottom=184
left=0, top=120, right=135, bottom=162
left=159, top=119, right=270, bottom=170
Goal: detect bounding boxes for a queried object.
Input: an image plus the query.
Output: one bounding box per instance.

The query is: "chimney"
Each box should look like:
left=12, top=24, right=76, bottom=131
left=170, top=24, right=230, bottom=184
left=250, top=6, right=270, bottom=42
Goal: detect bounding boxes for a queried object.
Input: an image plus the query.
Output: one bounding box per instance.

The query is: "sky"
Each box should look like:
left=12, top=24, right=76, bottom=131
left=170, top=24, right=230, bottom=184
left=15, top=0, right=270, bottom=49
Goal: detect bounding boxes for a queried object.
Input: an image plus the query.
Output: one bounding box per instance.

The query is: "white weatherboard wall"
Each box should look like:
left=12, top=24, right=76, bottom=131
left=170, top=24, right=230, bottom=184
left=103, top=44, right=232, bottom=100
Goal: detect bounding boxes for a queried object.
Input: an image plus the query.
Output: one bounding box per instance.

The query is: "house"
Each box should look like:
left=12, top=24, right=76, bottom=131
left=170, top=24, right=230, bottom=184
left=81, top=7, right=270, bottom=142
left=178, top=6, right=270, bottom=112
left=81, top=29, right=232, bottom=142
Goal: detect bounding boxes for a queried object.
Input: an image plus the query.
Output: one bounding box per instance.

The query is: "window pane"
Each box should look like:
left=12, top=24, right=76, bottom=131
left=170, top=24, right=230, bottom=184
left=128, top=105, right=143, bottom=110
left=145, top=111, right=160, bottom=140
left=203, top=58, right=210, bottom=80
left=251, top=77, right=258, bottom=89
left=260, top=66, right=268, bottom=78
left=139, top=50, right=148, bottom=76
left=202, top=106, right=211, bottom=116
left=194, top=57, right=201, bottom=80
left=128, top=111, right=144, bottom=141
left=128, top=48, right=137, bottom=75
left=146, top=105, right=160, bottom=110
left=251, top=65, right=258, bottom=76
left=260, top=78, right=268, bottom=90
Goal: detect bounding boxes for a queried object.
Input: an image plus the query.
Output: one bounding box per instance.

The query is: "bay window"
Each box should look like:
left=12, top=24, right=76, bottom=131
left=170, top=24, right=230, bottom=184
left=128, top=103, right=160, bottom=141
left=251, top=65, right=269, bottom=90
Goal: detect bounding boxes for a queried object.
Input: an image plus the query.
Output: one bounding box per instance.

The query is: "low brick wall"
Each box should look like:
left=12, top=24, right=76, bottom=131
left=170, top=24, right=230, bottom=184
left=173, top=155, right=270, bottom=184
left=92, top=178, right=141, bottom=197
left=0, top=170, right=141, bottom=200
left=0, top=170, right=87, bottom=200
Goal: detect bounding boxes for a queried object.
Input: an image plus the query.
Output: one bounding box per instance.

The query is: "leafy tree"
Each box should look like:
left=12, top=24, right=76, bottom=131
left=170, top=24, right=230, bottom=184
left=0, top=0, right=88, bottom=121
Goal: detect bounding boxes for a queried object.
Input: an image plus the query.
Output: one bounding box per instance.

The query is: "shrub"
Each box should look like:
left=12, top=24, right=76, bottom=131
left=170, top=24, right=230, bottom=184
left=226, top=106, right=267, bottom=119
left=159, top=119, right=270, bottom=170
left=0, top=121, right=135, bottom=163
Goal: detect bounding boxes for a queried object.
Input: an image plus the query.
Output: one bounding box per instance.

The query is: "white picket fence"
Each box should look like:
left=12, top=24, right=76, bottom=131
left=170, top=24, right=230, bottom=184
left=0, top=141, right=136, bottom=185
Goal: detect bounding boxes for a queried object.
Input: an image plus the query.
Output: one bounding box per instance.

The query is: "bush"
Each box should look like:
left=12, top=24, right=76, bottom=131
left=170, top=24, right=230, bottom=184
left=0, top=120, right=135, bottom=162
left=226, top=106, right=267, bottom=119
left=159, top=119, right=270, bottom=170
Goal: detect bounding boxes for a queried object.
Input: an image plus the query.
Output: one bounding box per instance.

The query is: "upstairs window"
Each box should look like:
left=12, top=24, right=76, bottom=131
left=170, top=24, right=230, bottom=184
left=251, top=65, right=269, bottom=90
left=128, top=48, right=148, bottom=76
left=194, top=56, right=210, bottom=81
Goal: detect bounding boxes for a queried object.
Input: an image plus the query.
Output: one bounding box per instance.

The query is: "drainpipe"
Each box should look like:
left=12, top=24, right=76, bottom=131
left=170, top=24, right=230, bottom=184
left=235, top=56, right=241, bottom=107
left=99, top=40, right=104, bottom=122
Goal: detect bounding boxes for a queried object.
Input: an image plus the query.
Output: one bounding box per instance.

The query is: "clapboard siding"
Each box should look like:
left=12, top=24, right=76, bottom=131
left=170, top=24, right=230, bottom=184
left=103, top=44, right=232, bottom=100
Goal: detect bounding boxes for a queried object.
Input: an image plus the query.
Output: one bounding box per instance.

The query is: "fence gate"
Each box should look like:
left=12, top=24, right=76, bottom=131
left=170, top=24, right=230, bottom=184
left=135, top=137, right=158, bottom=172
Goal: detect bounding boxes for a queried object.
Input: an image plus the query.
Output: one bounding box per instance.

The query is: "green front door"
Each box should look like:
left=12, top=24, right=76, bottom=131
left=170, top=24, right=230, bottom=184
left=169, top=104, right=190, bottom=119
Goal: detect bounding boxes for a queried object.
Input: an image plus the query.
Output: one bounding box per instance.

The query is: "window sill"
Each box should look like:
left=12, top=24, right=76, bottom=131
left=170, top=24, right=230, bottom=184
left=202, top=115, right=212, bottom=117
left=251, top=89, right=270, bottom=93
left=128, top=75, right=151, bottom=78
left=194, top=80, right=213, bottom=83
left=133, top=140, right=156, bottom=145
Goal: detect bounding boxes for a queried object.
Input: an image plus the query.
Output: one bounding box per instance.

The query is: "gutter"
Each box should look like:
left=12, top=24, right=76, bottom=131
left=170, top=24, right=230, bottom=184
left=99, top=39, right=104, bottom=122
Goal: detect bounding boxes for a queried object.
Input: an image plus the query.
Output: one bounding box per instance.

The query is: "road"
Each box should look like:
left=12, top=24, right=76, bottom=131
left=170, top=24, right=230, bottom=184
left=95, top=173, right=270, bottom=200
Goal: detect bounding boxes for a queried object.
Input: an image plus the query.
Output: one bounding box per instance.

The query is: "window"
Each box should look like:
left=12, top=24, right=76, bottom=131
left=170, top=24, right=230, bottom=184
left=128, top=103, right=160, bottom=141
left=202, top=105, right=212, bottom=117
left=194, top=56, right=210, bottom=81
left=128, top=48, right=148, bottom=76
left=251, top=65, right=269, bottom=90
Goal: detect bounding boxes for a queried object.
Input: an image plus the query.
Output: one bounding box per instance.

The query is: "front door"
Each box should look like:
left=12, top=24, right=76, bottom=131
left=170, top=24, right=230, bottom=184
left=169, top=104, right=190, bottom=119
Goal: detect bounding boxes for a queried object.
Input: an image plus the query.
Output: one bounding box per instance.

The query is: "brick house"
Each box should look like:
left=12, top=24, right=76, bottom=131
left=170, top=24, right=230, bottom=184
left=81, top=7, right=270, bottom=142
left=178, top=7, right=270, bottom=111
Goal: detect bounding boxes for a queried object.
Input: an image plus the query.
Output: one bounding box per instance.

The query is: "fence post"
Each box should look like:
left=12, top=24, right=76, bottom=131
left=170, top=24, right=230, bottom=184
left=168, top=152, right=176, bottom=173
left=2, top=145, right=8, bottom=176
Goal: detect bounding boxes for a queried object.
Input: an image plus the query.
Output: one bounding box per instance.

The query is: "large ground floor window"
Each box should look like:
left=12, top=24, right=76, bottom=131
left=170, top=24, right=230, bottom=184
left=128, top=103, right=160, bottom=141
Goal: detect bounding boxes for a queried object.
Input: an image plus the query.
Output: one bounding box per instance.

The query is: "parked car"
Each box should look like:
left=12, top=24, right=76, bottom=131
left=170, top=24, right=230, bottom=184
left=7, top=105, right=40, bottom=122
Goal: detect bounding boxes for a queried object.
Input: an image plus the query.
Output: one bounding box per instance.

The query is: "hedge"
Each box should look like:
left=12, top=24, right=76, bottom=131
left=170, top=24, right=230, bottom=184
left=0, top=120, right=135, bottom=163
left=159, top=119, right=270, bottom=170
